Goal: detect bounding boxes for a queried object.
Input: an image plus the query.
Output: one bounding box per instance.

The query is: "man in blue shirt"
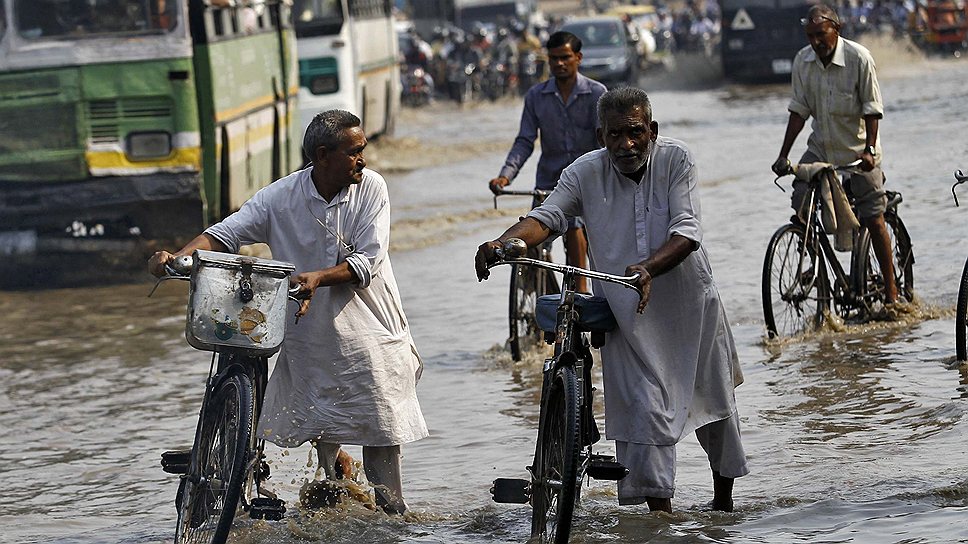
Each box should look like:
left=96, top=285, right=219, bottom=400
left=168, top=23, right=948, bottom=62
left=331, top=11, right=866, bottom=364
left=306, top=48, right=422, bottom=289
left=488, top=31, right=607, bottom=291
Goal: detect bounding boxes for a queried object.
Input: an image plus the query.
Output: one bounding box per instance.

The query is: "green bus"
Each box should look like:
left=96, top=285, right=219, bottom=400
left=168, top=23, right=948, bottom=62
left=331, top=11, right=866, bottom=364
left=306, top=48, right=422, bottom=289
left=0, top=0, right=301, bottom=285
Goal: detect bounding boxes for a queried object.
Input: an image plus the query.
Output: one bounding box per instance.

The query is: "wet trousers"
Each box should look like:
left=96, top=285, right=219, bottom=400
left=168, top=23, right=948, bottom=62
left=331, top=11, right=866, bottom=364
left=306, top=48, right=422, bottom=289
left=315, top=442, right=407, bottom=514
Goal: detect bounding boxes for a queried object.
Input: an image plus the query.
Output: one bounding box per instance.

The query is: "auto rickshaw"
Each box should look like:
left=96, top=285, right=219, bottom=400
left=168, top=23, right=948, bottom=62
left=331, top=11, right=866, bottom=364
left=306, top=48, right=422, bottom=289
left=909, top=0, right=968, bottom=55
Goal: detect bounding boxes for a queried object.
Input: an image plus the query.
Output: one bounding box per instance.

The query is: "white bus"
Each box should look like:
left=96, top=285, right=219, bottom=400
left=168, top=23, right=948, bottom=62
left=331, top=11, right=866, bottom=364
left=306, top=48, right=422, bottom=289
left=292, top=0, right=400, bottom=141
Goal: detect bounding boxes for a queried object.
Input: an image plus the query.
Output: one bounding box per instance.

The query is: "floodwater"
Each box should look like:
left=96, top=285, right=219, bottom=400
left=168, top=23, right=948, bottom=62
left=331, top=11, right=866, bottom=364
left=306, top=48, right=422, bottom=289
left=2, top=46, right=968, bottom=543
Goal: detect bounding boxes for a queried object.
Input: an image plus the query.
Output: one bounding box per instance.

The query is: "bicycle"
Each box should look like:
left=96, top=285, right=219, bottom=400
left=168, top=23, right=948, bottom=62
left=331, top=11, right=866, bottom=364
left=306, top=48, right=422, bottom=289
left=493, top=188, right=561, bottom=361
left=950, top=169, right=968, bottom=360
left=487, top=238, right=640, bottom=544
left=763, top=160, right=915, bottom=338
left=151, top=250, right=304, bottom=544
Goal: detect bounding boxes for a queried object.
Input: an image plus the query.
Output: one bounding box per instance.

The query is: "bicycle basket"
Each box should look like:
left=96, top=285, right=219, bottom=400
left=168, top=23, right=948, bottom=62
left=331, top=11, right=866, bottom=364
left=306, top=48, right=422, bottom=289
left=536, top=293, right=618, bottom=333
left=185, top=250, right=296, bottom=356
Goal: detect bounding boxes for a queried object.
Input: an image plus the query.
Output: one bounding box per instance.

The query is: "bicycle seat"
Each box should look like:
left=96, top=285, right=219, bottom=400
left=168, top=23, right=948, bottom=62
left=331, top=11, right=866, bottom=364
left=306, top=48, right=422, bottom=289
left=536, top=294, right=617, bottom=333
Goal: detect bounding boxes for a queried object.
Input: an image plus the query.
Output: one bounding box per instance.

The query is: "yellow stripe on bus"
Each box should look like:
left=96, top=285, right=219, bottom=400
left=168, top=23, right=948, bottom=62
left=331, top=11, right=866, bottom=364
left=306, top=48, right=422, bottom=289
left=86, top=147, right=201, bottom=170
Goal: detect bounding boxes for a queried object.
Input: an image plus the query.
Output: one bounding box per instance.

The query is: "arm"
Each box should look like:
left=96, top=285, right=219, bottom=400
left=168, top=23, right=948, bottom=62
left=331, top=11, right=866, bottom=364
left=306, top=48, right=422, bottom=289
left=625, top=235, right=695, bottom=313
left=859, top=114, right=879, bottom=171
left=490, top=92, right=539, bottom=193
left=147, top=233, right=226, bottom=277
left=291, top=262, right=358, bottom=318
left=773, top=111, right=807, bottom=175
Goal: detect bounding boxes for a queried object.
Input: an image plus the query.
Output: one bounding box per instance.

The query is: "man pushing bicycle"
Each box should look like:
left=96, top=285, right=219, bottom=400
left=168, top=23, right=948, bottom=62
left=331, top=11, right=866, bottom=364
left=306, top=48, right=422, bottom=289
left=149, top=110, right=428, bottom=515
left=476, top=87, right=748, bottom=513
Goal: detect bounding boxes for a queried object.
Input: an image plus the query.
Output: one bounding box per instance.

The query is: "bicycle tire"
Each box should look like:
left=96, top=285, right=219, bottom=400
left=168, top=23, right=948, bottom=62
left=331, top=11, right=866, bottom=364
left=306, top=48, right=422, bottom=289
left=762, top=223, right=829, bottom=338
left=175, top=369, right=254, bottom=544
left=530, top=365, right=580, bottom=544
left=852, top=211, right=915, bottom=309
left=957, top=259, right=968, bottom=361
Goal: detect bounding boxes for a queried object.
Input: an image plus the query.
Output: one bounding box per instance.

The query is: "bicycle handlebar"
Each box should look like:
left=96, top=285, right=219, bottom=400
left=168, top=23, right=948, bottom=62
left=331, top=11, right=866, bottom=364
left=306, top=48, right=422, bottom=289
left=487, top=238, right=642, bottom=296
left=148, top=254, right=309, bottom=303
left=952, top=169, right=967, bottom=207
left=773, top=159, right=864, bottom=192
left=492, top=187, right=551, bottom=210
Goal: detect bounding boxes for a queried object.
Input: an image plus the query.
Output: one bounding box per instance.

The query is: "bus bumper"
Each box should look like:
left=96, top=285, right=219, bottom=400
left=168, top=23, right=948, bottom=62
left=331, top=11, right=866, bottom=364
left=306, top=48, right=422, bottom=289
left=0, top=172, right=204, bottom=287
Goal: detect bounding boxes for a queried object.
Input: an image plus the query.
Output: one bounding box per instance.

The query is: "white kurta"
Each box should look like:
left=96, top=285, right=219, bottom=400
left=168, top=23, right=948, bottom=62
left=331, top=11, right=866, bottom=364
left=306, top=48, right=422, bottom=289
left=528, top=140, right=743, bottom=446
left=205, top=167, right=428, bottom=447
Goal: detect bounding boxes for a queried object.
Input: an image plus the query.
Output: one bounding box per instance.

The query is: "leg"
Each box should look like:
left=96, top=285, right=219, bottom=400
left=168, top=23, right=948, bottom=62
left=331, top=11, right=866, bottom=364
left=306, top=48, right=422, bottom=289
left=363, top=445, right=408, bottom=515
left=565, top=225, right=589, bottom=293
left=313, top=441, right=343, bottom=480
left=695, top=413, right=749, bottom=512
left=615, top=440, right=676, bottom=513
left=861, top=214, right=898, bottom=303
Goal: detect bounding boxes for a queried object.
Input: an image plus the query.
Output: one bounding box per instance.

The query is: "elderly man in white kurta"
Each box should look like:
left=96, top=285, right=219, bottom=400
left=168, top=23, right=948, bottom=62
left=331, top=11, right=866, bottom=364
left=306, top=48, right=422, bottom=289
left=149, top=110, right=428, bottom=514
left=476, top=87, right=748, bottom=512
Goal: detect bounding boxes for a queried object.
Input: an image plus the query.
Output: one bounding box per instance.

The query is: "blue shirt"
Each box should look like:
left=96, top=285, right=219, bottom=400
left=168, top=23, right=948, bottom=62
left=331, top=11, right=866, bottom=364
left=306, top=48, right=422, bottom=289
left=498, top=73, right=607, bottom=190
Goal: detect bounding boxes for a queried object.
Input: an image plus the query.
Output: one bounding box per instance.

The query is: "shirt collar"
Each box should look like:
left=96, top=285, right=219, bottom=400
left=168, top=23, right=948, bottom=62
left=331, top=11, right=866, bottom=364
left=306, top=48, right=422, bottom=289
left=305, top=167, right=352, bottom=206
left=803, top=36, right=846, bottom=68
left=539, top=73, right=593, bottom=95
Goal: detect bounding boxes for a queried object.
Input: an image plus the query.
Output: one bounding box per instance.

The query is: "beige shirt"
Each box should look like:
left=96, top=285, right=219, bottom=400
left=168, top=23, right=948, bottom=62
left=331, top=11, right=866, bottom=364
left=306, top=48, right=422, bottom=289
left=788, top=36, right=884, bottom=166
left=528, top=141, right=743, bottom=445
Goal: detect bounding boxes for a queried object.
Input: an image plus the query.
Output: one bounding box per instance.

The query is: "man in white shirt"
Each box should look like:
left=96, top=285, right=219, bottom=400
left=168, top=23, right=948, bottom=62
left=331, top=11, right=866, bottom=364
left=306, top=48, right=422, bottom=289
left=475, top=87, right=748, bottom=512
left=772, top=4, right=907, bottom=316
left=149, top=110, right=428, bottom=514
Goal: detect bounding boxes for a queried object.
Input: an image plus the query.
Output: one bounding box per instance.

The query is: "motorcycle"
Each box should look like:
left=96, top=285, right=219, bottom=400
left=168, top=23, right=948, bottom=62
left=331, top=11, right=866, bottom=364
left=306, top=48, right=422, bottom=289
left=400, top=64, right=434, bottom=107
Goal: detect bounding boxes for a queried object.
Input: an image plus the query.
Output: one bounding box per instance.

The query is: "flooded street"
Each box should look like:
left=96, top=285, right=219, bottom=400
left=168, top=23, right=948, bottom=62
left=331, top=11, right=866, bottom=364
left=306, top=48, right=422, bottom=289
left=3, top=49, right=968, bottom=543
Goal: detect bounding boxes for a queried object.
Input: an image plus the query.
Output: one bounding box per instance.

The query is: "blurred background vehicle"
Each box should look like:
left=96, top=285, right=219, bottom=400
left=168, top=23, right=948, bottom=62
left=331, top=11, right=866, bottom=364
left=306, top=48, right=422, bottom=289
left=559, top=16, right=639, bottom=87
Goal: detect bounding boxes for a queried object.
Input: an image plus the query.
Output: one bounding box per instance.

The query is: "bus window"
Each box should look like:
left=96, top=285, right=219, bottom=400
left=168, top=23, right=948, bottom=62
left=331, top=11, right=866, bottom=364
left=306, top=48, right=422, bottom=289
left=293, top=0, right=345, bottom=37
left=16, top=0, right=177, bottom=39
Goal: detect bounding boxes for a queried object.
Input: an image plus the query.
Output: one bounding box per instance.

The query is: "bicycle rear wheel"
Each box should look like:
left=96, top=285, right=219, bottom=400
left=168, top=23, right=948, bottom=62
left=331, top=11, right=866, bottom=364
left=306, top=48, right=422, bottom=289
left=175, top=368, right=254, bottom=544
left=762, top=223, right=829, bottom=338
left=852, top=211, right=915, bottom=309
left=531, top=365, right=580, bottom=544
left=956, top=259, right=968, bottom=361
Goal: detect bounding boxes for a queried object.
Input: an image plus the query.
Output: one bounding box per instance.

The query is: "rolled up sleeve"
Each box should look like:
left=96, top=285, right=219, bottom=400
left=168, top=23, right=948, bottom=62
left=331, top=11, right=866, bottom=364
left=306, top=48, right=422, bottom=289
left=343, top=186, right=390, bottom=289
left=787, top=54, right=811, bottom=120
left=666, top=148, right=702, bottom=246
left=858, top=55, right=883, bottom=117
left=526, top=166, right=583, bottom=236
left=203, top=189, right=270, bottom=253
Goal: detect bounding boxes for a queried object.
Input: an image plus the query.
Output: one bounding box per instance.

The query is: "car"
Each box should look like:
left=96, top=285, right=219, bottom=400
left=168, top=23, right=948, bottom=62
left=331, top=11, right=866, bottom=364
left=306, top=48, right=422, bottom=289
left=560, top=16, right=640, bottom=87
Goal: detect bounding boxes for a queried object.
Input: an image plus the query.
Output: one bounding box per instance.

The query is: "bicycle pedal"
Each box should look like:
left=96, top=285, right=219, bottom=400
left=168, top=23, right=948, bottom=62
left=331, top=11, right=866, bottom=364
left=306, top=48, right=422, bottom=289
left=161, top=449, right=191, bottom=475
left=491, top=478, right=530, bottom=504
left=587, top=455, right=629, bottom=481
left=249, top=497, right=286, bottom=520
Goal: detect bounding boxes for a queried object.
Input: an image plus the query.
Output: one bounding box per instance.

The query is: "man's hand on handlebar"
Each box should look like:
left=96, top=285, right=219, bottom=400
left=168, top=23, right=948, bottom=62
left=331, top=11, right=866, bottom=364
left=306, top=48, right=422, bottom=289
left=624, top=263, right=653, bottom=314
left=488, top=176, right=510, bottom=195
left=148, top=250, right=176, bottom=278
left=772, top=156, right=793, bottom=177
left=290, top=271, right=324, bottom=318
left=475, top=240, right=503, bottom=281
left=858, top=150, right=876, bottom=172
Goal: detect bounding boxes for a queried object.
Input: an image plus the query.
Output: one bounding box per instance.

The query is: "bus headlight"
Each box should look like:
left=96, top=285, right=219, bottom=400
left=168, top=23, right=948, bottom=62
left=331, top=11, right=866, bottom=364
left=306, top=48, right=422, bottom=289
left=310, top=75, right=339, bottom=95
left=126, top=132, right=172, bottom=160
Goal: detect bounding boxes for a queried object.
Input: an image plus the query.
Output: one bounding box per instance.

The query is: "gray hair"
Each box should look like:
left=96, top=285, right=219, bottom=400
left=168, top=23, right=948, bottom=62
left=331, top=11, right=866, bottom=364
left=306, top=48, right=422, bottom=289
left=806, top=4, right=840, bottom=26
left=597, top=87, right=653, bottom=129
left=302, top=110, right=361, bottom=162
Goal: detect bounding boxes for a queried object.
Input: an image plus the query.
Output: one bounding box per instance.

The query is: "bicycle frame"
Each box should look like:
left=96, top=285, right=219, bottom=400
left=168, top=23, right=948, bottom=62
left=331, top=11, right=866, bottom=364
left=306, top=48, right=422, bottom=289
left=488, top=245, right=639, bottom=541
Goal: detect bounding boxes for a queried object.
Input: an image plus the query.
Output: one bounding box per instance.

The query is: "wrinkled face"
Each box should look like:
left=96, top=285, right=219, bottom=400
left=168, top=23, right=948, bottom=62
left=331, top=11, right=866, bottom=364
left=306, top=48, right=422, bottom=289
left=805, top=19, right=839, bottom=63
left=599, top=106, right=658, bottom=175
left=320, top=126, right=367, bottom=187
left=547, top=43, right=582, bottom=80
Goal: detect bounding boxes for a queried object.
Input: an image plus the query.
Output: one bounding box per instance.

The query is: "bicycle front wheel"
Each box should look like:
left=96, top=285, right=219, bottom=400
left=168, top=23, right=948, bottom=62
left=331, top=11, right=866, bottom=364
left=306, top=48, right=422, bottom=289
left=176, top=369, right=254, bottom=544
left=956, top=259, right=968, bottom=361
left=762, top=223, right=828, bottom=338
left=509, top=248, right=559, bottom=361
left=531, top=365, right=580, bottom=544
left=852, top=211, right=915, bottom=309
